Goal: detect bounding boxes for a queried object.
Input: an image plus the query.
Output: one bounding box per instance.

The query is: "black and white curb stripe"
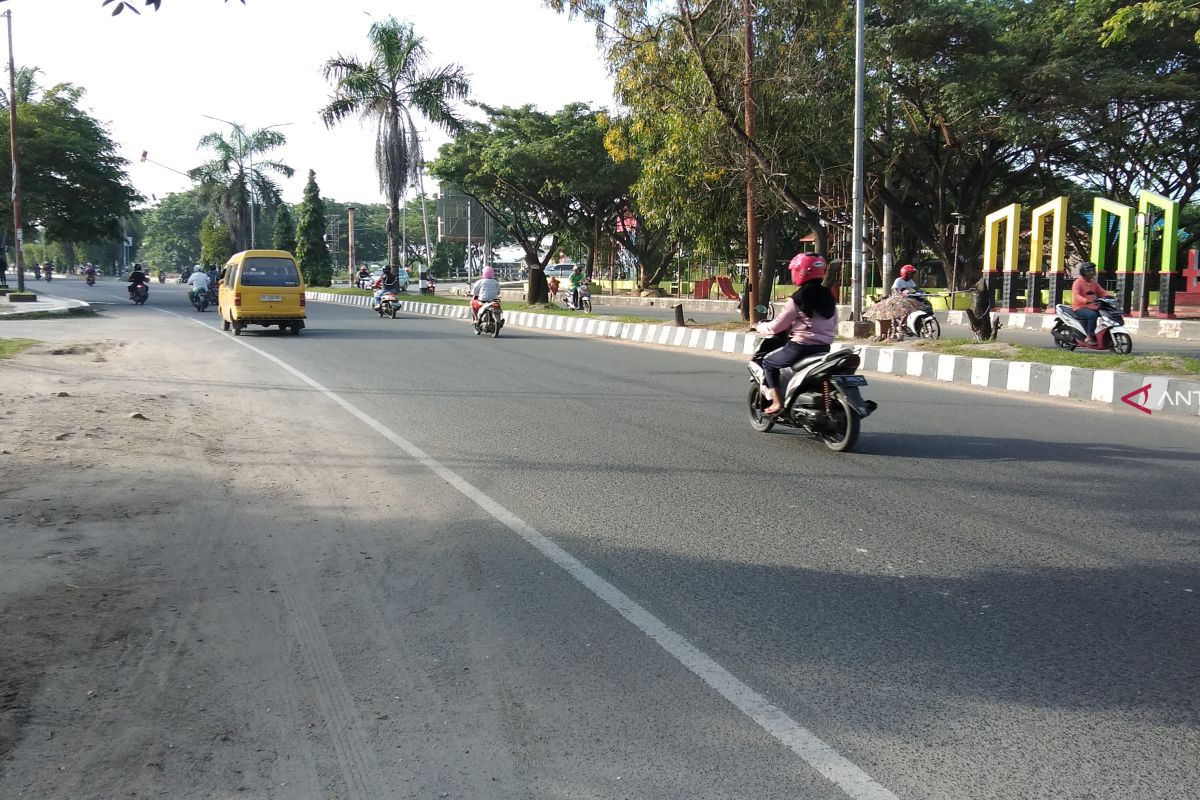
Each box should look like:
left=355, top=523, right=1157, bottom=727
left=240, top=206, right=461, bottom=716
left=307, top=292, right=1200, bottom=418
left=946, top=310, right=1200, bottom=341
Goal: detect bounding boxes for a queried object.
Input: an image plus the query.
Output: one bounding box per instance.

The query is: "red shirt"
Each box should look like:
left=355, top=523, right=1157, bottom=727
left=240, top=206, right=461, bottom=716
left=1071, top=277, right=1107, bottom=310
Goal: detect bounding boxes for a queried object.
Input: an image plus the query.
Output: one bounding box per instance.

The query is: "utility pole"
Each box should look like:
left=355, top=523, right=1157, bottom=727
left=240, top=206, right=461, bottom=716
left=850, top=0, right=867, bottom=321
left=743, top=0, right=759, bottom=324
left=5, top=9, right=25, bottom=293
left=347, top=206, right=357, bottom=276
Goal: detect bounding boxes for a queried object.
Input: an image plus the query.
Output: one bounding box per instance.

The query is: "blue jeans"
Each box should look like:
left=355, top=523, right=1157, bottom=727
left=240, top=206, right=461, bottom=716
left=762, top=342, right=830, bottom=390
left=1075, top=307, right=1099, bottom=337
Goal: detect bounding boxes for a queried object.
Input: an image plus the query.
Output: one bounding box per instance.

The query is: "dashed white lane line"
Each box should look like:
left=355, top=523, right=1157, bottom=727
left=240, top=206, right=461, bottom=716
left=157, top=305, right=901, bottom=800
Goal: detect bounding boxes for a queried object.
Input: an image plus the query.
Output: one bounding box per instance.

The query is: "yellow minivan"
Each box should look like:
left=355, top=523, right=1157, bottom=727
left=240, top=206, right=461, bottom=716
left=218, top=250, right=307, bottom=336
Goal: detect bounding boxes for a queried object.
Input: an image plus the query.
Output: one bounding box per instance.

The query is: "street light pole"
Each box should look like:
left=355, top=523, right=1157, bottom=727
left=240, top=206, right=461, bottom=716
left=4, top=9, right=25, bottom=293
left=850, top=0, right=866, bottom=321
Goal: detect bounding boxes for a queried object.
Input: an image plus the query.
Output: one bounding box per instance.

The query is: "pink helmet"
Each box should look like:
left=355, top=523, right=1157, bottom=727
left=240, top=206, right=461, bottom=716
left=482, top=266, right=495, bottom=279
left=788, top=252, right=827, bottom=284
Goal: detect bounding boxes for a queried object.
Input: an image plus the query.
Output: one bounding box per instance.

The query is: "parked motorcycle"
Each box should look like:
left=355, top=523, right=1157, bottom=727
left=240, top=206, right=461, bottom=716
left=191, top=286, right=211, bottom=312
left=746, top=335, right=877, bottom=452
left=474, top=299, right=504, bottom=337
left=902, top=290, right=940, bottom=339
left=563, top=281, right=592, bottom=313
left=129, top=283, right=149, bottom=305
left=1051, top=296, right=1132, bottom=354
left=376, top=290, right=400, bottom=319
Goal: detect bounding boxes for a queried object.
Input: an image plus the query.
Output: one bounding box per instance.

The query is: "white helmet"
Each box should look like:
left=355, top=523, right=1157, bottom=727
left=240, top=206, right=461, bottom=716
left=193, top=265, right=203, bottom=273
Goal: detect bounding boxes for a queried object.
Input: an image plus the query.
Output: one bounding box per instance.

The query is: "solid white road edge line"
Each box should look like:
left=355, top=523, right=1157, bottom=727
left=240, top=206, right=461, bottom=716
left=157, top=306, right=901, bottom=800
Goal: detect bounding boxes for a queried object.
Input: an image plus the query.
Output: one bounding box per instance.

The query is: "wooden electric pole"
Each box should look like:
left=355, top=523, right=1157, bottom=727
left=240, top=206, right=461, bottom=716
left=744, top=0, right=759, bottom=325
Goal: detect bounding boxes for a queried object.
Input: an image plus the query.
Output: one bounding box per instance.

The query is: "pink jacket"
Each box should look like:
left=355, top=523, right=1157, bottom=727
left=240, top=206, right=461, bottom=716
left=757, top=298, right=837, bottom=345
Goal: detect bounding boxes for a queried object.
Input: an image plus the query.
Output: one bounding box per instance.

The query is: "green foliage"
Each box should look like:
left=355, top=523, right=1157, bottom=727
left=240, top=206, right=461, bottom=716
left=321, top=16, right=469, bottom=266
left=198, top=212, right=234, bottom=268
left=0, top=338, right=38, bottom=359
left=189, top=125, right=293, bottom=252
left=272, top=204, right=297, bottom=254
left=140, top=189, right=206, bottom=271
left=0, top=72, right=139, bottom=244
left=295, top=170, right=332, bottom=286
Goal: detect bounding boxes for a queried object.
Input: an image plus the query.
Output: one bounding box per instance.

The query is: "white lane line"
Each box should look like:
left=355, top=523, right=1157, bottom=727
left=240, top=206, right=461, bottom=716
left=158, top=305, right=900, bottom=800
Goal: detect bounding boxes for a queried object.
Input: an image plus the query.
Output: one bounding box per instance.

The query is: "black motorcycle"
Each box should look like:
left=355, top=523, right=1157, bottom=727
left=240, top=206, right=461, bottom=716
left=746, top=335, right=877, bottom=452
left=191, top=286, right=211, bottom=312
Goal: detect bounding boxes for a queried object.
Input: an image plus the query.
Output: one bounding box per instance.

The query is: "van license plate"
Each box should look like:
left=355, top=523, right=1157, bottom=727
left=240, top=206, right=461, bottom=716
left=259, top=294, right=281, bottom=302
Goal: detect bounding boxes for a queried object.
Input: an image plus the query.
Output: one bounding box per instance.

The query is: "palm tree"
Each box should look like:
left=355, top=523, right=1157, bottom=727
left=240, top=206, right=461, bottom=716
left=188, top=125, right=294, bottom=252
left=321, top=17, right=469, bottom=268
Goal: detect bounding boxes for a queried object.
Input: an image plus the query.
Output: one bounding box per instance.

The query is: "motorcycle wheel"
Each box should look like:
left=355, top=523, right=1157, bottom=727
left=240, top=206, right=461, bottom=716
left=747, top=385, right=776, bottom=433
left=920, top=317, right=940, bottom=339
left=1110, top=332, right=1133, bottom=355
left=491, top=315, right=501, bottom=338
left=821, top=390, right=860, bottom=453
left=581, top=297, right=592, bottom=314
left=1051, top=323, right=1077, bottom=351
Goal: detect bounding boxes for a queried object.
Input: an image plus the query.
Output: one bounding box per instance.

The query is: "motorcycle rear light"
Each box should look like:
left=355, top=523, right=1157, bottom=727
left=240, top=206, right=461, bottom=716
left=234, top=292, right=242, bottom=307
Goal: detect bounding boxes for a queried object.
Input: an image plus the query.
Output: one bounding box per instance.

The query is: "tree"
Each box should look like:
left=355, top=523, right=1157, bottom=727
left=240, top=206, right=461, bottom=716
left=321, top=16, right=469, bottom=268
left=198, top=212, right=234, bottom=267
left=295, top=170, right=332, bottom=286
left=100, top=0, right=245, bottom=14
left=188, top=124, right=294, bottom=252
left=140, top=189, right=206, bottom=270
left=0, top=70, right=140, bottom=244
left=272, top=204, right=297, bottom=253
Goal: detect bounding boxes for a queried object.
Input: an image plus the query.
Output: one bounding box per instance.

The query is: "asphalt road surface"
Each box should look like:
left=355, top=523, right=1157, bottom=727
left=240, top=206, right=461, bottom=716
left=4, top=278, right=1197, bottom=800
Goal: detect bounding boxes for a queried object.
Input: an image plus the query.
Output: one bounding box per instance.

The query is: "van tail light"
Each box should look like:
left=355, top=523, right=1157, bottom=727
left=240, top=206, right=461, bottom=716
left=234, top=292, right=242, bottom=307
left=299, top=294, right=306, bottom=307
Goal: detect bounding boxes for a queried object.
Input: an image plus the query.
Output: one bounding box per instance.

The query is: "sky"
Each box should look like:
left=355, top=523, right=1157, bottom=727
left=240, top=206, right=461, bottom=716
left=13, top=0, right=615, bottom=207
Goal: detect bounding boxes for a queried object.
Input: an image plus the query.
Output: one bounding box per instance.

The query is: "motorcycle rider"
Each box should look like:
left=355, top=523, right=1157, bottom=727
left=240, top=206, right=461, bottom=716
left=755, top=253, right=838, bottom=416
left=355, top=264, right=372, bottom=289
left=568, top=265, right=586, bottom=309
left=470, top=265, right=502, bottom=320
left=186, top=265, right=211, bottom=303
left=83, top=263, right=97, bottom=284
left=892, top=264, right=918, bottom=295
left=1071, top=262, right=1109, bottom=345
left=126, top=263, right=149, bottom=300
left=373, top=266, right=401, bottom=308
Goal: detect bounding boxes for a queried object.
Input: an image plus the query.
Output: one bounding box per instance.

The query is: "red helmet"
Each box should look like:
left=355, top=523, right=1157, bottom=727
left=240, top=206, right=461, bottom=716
left=788, top=252, right=827, bottom=284
left=899, top=264, right=916, bottom=278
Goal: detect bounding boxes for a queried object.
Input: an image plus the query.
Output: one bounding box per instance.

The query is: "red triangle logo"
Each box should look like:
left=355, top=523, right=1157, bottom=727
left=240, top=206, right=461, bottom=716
left=1121, top=384, right=1153, bottom=415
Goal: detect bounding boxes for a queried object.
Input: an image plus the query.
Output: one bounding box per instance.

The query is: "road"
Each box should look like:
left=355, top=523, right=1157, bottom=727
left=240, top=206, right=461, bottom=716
left=2, top=278, right=1197, bottom=800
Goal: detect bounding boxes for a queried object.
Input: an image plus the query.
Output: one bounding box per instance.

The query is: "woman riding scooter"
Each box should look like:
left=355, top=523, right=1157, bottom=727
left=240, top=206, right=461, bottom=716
left=1071, top=262, right=1109, bottom=345
left=755, top=253, right=838, bottom=415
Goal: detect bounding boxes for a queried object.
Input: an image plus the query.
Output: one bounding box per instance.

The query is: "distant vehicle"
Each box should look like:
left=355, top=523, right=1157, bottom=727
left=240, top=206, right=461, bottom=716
left=419, top=271, right=437, bottom=295
left=544, top=263, right=579, bottom=279
left=369, top=269, right=410, bottom=292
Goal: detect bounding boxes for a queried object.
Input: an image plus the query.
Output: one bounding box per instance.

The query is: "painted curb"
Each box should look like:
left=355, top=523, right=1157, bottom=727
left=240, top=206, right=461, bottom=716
left=306, top=292, right=1200, bottom=418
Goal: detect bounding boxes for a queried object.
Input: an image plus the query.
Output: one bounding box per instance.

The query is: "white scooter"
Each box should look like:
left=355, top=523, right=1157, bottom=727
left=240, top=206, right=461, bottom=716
left=902, top=290, right=940, bottom=339
left=1051, top=296, right=1132, bottom=354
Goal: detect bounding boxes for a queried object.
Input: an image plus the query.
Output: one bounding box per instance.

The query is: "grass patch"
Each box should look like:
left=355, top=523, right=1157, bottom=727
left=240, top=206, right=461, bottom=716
left=0, top=337, right=37, bottom=358
left=0, top=306, right=97, bottom=320
left=909, top=338, right=1200, bottom=377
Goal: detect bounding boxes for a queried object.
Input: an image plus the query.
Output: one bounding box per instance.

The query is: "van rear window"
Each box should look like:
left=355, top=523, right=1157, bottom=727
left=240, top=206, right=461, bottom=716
left=239, top=257, right=301, bottom=287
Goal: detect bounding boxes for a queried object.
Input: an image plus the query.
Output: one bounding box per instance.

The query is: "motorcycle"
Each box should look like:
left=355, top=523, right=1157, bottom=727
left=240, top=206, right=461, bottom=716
left=1051, top=296, right=1132, bottom=354
left=375, top=290, right=400, bottom=318
left=563, top=281, right=593, bottom=313
left=158, top=273, right=166, bottom=284
left=84, top=271, right=96, bottom=287
left=191, top=286, right=211, bottom=312
left=129, top=283, right=149, bottom=305
left=746, top=335, right=877, bottom=452
left=901, top=290, right=940, bottom=339
left=43, top=271, right=52, bottom=283
left=474, top=299, right=504, bottom=337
